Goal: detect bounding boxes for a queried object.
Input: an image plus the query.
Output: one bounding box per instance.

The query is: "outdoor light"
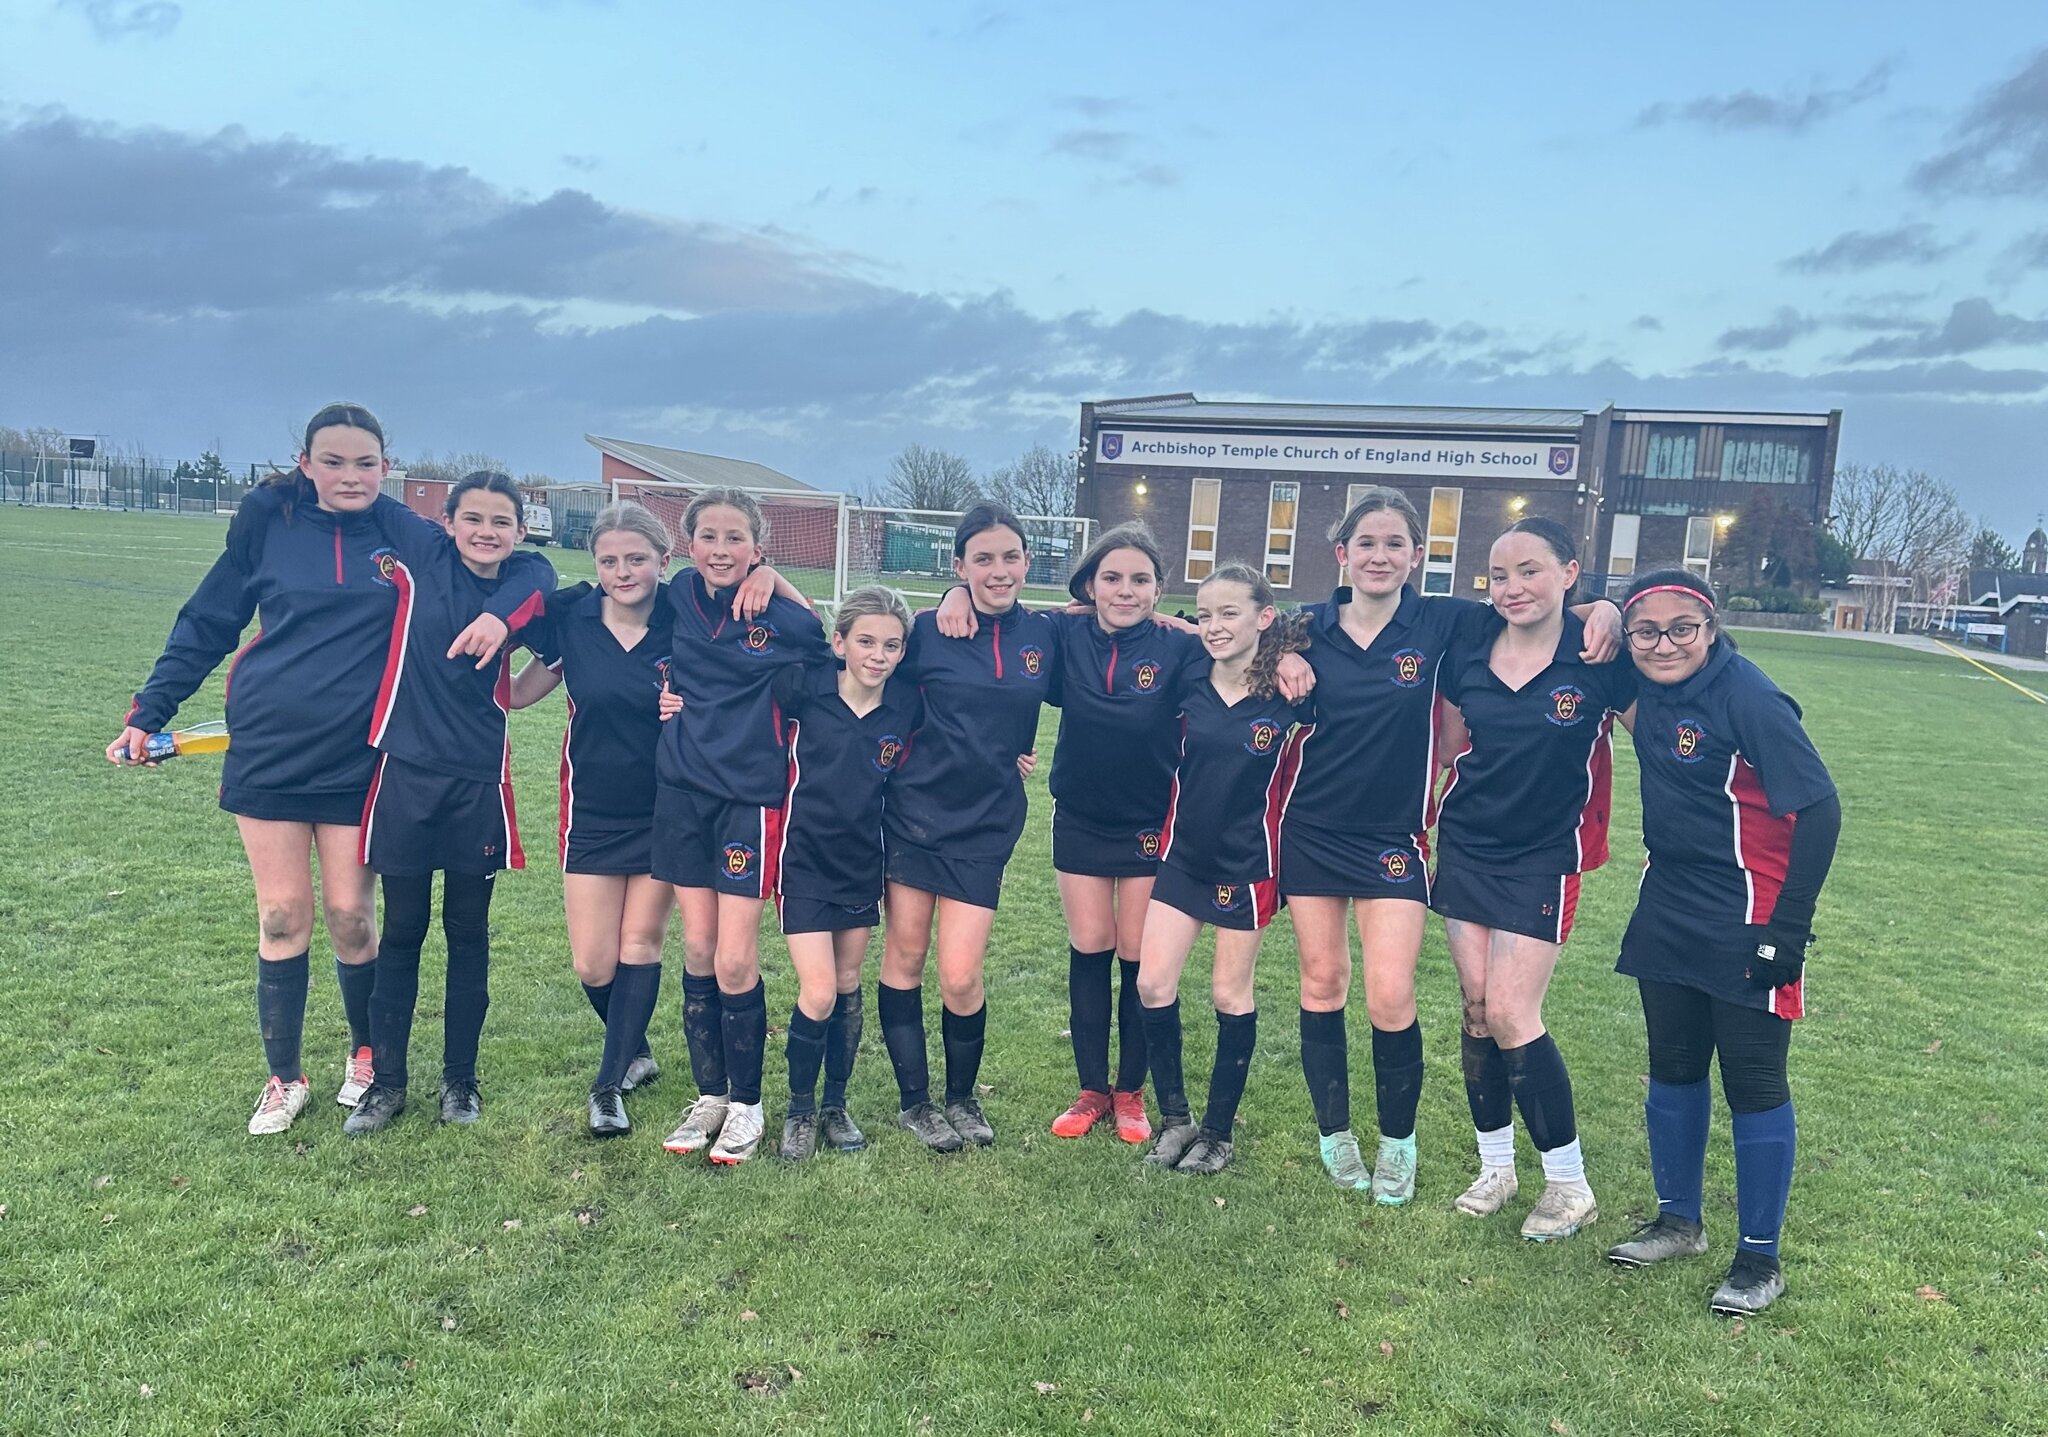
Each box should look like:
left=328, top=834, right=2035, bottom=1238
left=1134, top=480, right=1148, bottom=496
left=1716, top=513, right=1735, bottom=530
left=1508, top=496, right=1527, bottom=515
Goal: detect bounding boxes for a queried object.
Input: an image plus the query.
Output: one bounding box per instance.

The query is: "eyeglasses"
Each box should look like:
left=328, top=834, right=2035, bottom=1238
left=1625, top=621, right=1706, bottom=651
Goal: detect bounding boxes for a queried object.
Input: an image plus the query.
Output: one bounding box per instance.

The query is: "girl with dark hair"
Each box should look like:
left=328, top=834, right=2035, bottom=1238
left=651, top=488, right=824, bottom=1166
left=1430, top=517, right=1636, bottom=1240
left=509, top=500, right=674, bottom=1137
left=108, top=404, right=526, bottom=1136
left=1135, top=564, right=1313, bottom=1175
left=880, top=503, right=1064, bottom=1151
left=344, top=472, right=557, bottom=1134
left=1282, top=489, right=1622, bottom=1204
left=1604, top=569, right=1838, bottom=1317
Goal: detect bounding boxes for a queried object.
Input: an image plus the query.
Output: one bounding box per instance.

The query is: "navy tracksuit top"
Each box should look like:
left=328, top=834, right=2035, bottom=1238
left=1630, top=642, right=1835, bottom=930
left=1046, top=613, right=1208, bottom=829
left=126, top=493, right=443, bottom=807
left=655, top=568, right=828, bottom=807
left=885, top=605, right=1060, bottom=860
left=366, top=507, right=555, bottom=783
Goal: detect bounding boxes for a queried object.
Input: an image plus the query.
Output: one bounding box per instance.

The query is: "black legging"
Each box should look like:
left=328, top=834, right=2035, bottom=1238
left=1637, top=979, right=1790, bottom=1113
left=371, top=872, right=497, bottom=1090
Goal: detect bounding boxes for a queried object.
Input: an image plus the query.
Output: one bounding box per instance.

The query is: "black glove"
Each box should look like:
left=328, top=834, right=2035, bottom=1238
left=1742, top=923, right=1811, bottom=989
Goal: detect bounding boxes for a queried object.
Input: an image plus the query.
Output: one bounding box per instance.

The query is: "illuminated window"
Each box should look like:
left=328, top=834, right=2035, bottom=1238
left=1646, top=429, right=1698, bottom=480
left=1265, top=481, right=1299, bottom=588
left=1185, top=477, right=1219, bottom=583
left=1684, top=516, right=1715, bottom=578
left=1424, top=487, right=1462, bottom=595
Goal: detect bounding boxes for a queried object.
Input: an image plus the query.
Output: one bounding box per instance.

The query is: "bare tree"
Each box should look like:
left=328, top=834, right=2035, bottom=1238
left=402, top=449, right=513, bottom=482
left=878, top=443, right=980, bottom=511
left=1829, top=461, right=1971, bottom=631
left=985, top=444, right=1079, bottom=516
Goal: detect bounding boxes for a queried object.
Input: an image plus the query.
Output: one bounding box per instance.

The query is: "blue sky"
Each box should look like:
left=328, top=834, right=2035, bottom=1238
left=3, top=0, right=2044, bottom=532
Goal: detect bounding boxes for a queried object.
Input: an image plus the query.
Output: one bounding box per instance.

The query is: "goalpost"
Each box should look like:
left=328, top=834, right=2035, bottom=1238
left=610, top=479, right=1093, bottom=612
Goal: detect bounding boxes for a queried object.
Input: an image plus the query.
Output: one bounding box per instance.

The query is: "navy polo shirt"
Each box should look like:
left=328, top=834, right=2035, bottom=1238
left=1436, top=610, right=1638, bottom=875
left=1629, top=641, right=1836, bottom=929
left=528, top=583, right=669, bottom=835
left=885, top=605, right=1061, bottom=859
left=1160, top=670, right=1315, bottom=884
left=1046, top=613, right=1209, bottom=828
left=655, top=568, right=828, bottom=807
left=775, top=665, right=921, bottom=906
left=1287, top=586, right=1493, bottom=847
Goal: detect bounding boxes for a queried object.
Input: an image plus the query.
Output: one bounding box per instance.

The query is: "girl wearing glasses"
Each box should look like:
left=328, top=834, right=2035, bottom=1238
left=1605, top=569, right=1839, bottom=1317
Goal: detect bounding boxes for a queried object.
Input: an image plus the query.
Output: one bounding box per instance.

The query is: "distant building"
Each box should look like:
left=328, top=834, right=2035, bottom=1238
left=1076, top=394, right=1840, bottom=598
left=586, top=434, right=814, bottom=494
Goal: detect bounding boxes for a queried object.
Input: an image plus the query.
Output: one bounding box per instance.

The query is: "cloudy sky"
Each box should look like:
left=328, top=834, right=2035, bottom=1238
left=3, top=1, right=2045, bottom=531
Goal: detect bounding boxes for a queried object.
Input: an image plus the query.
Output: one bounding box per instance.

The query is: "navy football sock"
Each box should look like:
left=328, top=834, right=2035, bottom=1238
left=1645, top=1078, right=1711, bottom=1223
left=1732, top=1100, right=1797, bottom=1259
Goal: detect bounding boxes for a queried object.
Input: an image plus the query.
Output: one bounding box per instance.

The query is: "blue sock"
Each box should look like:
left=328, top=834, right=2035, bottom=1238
left=1645, top=1078, right=1711, bottom=1223
left=1731, top=1100, right=1797, bottom=1259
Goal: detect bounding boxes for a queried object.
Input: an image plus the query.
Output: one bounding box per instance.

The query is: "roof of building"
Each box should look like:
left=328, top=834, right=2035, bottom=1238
left=585, top=434, right=815, bottom=492
left=1089, top=394, right=1587, bottom=433
left=1968, top=568, right=2048, bottom=611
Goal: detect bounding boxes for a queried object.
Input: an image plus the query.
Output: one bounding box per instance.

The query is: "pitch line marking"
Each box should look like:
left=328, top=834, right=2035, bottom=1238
left=1933, top=640, right=2047, bottom=704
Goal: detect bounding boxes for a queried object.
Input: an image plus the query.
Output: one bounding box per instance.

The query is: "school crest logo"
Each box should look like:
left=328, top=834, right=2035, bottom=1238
left=722, top=842, right=757, bottom=878
left=370, top=547, right=398, bottom=587
left=742, top=622, right=777, bottom=655
left=1672, top=718, right=1708, bottom=763
left=1214, top=884, right=1240, bottom=911
left=1245, top=719, right=1281, bottom=754
left=1548, top=446, right=1574, bottom=476
left=1019, top=645, right=1045, bottom=678
left=874, top=735, right=903, bottom=772
left=1137, top=829, right=1163, bottom=859
left=1101, top=432, right=1124, bottom=461
left=1378, top=848, right=1416, bottom=883
left=1133, top=660, right=1160, bottom=691
left=1390, top=649, right=1427, bottom=688
left=1547, top=684, right=1586, bottom=726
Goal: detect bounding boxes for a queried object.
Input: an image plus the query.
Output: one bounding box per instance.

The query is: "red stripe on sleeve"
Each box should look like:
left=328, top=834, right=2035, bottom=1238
left=1728, top=756, right=1794, bottom=923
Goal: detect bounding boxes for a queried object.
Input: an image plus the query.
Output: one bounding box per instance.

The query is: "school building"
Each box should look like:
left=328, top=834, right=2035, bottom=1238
left=1075, top=395, right=1841, bottom=599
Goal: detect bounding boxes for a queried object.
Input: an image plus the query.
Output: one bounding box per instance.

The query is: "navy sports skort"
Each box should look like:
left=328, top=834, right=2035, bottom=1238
left=562, top=823, right=655, bottom=877
left=885, top=841, right=1007, bottom=911
left=222, top=782, right=370, bottom=827
left=1431, top=858, right=1581, bottom=946
left=1051, top=803, right=1166, bottom=879
left=359, top=753, right=523, bottom=876
left=1151, top=859, right=1279, bottom=932
left=1279, top=819, right=1430, bottom=902
left=651, top=783, right=782, bottom=897
left=777, top=894, right=881, bottom=936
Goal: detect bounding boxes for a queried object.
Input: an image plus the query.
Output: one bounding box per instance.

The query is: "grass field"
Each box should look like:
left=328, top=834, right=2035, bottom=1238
left=2, top=507, right=2045, bottom=1436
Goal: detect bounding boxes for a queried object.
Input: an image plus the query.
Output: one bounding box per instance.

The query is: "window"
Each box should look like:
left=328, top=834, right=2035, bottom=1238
left=1184, top=477, right=1220, bottom=583
left=1645, top=429, right=1698, bottom=480
left=1721, top=433, right=1814, bottom=486
left=1265, top=481, right=1299, bottom=588
left=1608, top=514, right=1641, bottom=589
left=1684, top=516, right=1714, bottom=579
left=1423, top=487, right=1462, bottom=595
